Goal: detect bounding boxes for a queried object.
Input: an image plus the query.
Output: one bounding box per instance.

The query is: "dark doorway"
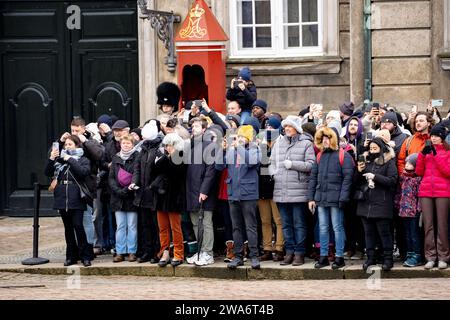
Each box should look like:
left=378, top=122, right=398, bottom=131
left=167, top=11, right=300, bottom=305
left=0, top=1, right=139, bottom=214
left=181, top=64, right=209, bottom=106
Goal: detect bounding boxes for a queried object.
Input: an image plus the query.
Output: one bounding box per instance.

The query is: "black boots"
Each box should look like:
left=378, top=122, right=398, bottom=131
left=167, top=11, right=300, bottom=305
left=382, top=251, right=394, bottom=271
left=363, top=250, right=376, bottom=271
left=332, top=257, right=345, bottom=269
left=314, top=256, right=330, bottom=269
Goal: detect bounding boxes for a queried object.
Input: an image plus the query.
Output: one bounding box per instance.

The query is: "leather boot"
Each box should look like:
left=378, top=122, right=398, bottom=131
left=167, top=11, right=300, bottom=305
left=314, top=256, right=330, bottom=269
left=224, top=241, right=236, bottom=262
left=363, top=249, right=377, bottom=271
left=292, top=254, right=305, bottom=266
left=273, top=250, right=284, bottom=262
left=280, top=254, right=294, bottom=266
left=260, top=250, right=273, bottom=261
left=382, top=250, right=394, bottom=271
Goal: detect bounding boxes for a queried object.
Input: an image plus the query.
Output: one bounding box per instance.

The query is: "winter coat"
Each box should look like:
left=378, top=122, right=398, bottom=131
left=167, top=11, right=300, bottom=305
left=355, top=148, right=398, bottom=219
left=226, top=81, right=257, bottom=112
left=308, top=127, right=354, bottom=207
left=416, top=144, right=450, bottom=198
left=390, top=126, right=408, bottom=156
left=108, top=151, right=139, bottom=212
left=185, top=137, right=218, bottom=211
left=270, top=133, right=316, bottom=203
left=395, top=172, right=422, bottom=218
left=132, top=137, right=163, bottom=209
left=45, top=156, right=91, bottom=211
left=216, top=143, right=261, bottom=201
left=98, top=133, right=120, bottom=191
left=154, top=153, right=187, bottom=213
left=259, top=141, right=275, bottom=200
left=397, top=132, right=430, bottom=175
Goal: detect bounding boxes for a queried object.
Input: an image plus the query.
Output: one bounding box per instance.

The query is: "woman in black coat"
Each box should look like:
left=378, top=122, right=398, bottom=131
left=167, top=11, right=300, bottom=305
left=45, top=135, right=91, bottom=267
left=154, top=133, right=187, bottom=267
left=131, top=121, right=163, bottom=263
left=108, top=134, right=139, bottom=263
left=355, top=137, right=398, bottom=272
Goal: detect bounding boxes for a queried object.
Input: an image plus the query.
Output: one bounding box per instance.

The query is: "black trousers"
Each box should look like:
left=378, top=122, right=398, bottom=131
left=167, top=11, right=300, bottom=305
left=60, top=209, right=90, bottom=261
left=361, top=217, right=393, bottom=254
left=137, top=208, right=160, bottom=258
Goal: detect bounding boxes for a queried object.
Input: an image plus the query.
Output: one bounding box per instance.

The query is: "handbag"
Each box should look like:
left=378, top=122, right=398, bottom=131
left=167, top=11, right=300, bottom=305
left=118, top=167, right=133, bottom=187
left=68, top=170, right=94, bottom=207
left=48, top=178, right=57, bottom=192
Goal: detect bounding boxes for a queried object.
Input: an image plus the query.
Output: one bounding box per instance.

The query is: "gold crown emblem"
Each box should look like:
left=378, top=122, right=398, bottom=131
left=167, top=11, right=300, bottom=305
left=189, top=4, right=205, bottom=18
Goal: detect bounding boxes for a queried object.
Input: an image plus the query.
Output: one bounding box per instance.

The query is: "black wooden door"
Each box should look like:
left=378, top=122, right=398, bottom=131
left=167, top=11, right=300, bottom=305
left=0, top=1, right=139, bottom=212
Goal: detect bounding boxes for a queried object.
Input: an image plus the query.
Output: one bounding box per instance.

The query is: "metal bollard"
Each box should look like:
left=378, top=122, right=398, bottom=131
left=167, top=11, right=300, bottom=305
left=22, top=183, right=49, bottom=265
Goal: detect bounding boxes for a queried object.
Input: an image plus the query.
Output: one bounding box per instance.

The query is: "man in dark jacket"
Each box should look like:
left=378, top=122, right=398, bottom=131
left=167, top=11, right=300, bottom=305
left=308, top=126, right=354, bottom=269
left=226, top=67, right=257, bottom=124
left=185, top=117, right=218, bottom=266
left=380, top=111, right=408, bottom=156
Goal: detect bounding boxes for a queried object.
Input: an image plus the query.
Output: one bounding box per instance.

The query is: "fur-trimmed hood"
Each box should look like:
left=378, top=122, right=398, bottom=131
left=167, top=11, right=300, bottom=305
left=314, top=127, right=339, bottom=151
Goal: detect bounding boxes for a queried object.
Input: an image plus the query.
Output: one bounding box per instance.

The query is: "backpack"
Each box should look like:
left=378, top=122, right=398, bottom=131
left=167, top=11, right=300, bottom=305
left=316, top=148, right=354, bottom=167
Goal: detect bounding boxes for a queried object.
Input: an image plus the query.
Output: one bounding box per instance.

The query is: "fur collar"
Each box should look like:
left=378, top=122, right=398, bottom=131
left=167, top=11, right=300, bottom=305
left=374, top=147, right=395, bottom=165
left=314, top=127, right=338, bottom=151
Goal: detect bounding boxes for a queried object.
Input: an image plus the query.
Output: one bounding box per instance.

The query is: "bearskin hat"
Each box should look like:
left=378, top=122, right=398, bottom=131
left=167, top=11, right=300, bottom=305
left=157, top=82, right=181, bottom=111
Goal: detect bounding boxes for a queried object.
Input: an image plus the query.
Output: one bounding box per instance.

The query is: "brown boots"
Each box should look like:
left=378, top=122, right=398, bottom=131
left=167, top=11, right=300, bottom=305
left=280, top=253, right=304, bottom=266
left=224, top=240, right=236, bottom=262
left=260, top=250, right=273, bottom=261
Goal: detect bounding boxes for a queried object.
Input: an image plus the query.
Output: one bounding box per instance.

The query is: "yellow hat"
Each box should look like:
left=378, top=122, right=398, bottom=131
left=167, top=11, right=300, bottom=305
left=237, top=125, right=254, bottom=142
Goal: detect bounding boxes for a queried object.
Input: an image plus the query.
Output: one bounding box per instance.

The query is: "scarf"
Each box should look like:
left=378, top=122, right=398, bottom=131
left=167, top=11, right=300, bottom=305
left=53, top=148, right=84, bottom=178
left=118, top=148, right=136, bottom=161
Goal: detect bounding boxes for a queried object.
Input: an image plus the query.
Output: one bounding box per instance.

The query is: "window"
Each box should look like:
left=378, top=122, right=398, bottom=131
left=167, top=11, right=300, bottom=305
left=230, top=0, right=328, bottom=58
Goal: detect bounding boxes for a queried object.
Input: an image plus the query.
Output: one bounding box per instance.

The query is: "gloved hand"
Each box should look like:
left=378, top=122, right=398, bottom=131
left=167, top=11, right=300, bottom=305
left=363, top=173, right=375, bottom=180
left=283, top=160, right=292, bottom=170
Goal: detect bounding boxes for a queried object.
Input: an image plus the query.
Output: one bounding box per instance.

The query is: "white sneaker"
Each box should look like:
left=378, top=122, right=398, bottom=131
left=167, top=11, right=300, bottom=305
left=186, top=253, right=200, bottom=265
left=424, top=261, right=435, bottom=269
left=438, top=261, right=448, bottom=269
left=194, top=252, right=214, bottom=266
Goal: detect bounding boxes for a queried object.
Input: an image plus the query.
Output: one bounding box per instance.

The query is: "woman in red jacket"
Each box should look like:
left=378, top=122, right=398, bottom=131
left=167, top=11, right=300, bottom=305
left=416, top=124, right=450, bottom=269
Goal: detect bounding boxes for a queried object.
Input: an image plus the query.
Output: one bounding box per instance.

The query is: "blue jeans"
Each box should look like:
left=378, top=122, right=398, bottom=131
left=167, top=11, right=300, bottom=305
left=277, top=203, right=308, bottom=255
left=402, top=217, right=422, bottom=255
left=115, top=211, right=138, bottom=255
left=83, top=205, right=95, bottom=245
left=318, top=206, right=345, bottom=257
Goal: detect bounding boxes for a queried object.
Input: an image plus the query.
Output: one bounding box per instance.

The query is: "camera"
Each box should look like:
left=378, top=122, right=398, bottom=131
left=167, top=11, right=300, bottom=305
left=358, top=154, right=366, bottom=163
left=234, top=78, right=244, bottom=89
left=366, top=132, right=373, bottom=140
left=52, top=142, right=60, bottom=152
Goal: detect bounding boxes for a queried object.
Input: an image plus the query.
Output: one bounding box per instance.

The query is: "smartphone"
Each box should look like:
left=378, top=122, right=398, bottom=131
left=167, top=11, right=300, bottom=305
left=411, top=105, right=418, bottom=113
left=366, top=132, right=373, bottom=140
left=183, top=110, right=190, bottom=123
left=52, top=142, right=59, bottom=151
left=425, top=140, right=432, bottom=147
left=431, top=99, right=444, bottom=108
left=358, top=155, right=366, bottom=163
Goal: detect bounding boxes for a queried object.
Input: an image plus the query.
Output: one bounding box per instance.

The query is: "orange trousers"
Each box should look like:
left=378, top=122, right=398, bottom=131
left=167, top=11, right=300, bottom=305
left=157, top=211, right=184, bottom=260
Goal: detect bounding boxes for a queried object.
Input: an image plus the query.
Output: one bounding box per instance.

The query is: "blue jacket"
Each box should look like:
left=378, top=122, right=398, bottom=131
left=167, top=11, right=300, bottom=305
left=216, top=143, right=261, bottom=201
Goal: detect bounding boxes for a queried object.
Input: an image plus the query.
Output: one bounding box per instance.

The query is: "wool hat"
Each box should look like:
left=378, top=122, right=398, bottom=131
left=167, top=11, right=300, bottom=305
left=430, top=124, right=448, bottom=141
left=130, top=128, right=142, bottom=140
left=339, top=101, right=355, bottom=116
left=97, top=114, right=113, bottom=127
left=226, top=114, right=241, bottom=128
left=266, top=116, right=281, bottom=130
left=298, top=106, right=310, bottom=117
left=327, top=119, right=342, bottom=137
left=326, top=110, right=341, bottom=123
left=252, top=99, right=268, bottom=113
left=111, top=120, right=130, bottom=130
left=405, top=153, right=419, bottom=168
left=162, top=133, right=185, bottom=151
left=281, top=115, right=303, bottom=134
left=141, top=120, right=159, bottom=140
left=381, top=111, right=398, bottom=126
left=243, top=116, right=261, bottom=134
left=237, top=125, right=254, bottom=142
left=156, top=82, right=181, bottom=110
left=302, top=122, right=317, bottom=138
left=238, top=67, right=251, bottom=81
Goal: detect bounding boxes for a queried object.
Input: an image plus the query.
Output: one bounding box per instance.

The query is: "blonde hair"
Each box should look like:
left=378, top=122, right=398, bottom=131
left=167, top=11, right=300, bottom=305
left=120, top=134, right=135, bottom=144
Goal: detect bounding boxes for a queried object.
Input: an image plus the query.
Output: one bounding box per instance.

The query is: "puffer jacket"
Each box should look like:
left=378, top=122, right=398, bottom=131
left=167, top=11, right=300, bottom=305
left=270, top=133, right=316, bottom=203
left=416, top=144, right=450, bottom=198
left=225, top=81, right=257, bottom=112
left=355, top=148, right=398, bottom=219
left=307, top=127, right=354, bottom=207
left=397, top=132, right=429, bottom=175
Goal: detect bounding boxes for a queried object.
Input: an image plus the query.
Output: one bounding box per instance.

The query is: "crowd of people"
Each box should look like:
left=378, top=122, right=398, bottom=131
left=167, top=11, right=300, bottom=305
left=46, top=66, right=450, bottom=271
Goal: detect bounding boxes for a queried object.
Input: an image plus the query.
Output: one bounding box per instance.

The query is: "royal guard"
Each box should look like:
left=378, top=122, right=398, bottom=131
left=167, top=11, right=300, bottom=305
left=157, top=82, right=181, bottom=116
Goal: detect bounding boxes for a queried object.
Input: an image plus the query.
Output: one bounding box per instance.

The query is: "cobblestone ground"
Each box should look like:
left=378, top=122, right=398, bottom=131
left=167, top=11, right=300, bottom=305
left=1, top=272, right=450, bottom=300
